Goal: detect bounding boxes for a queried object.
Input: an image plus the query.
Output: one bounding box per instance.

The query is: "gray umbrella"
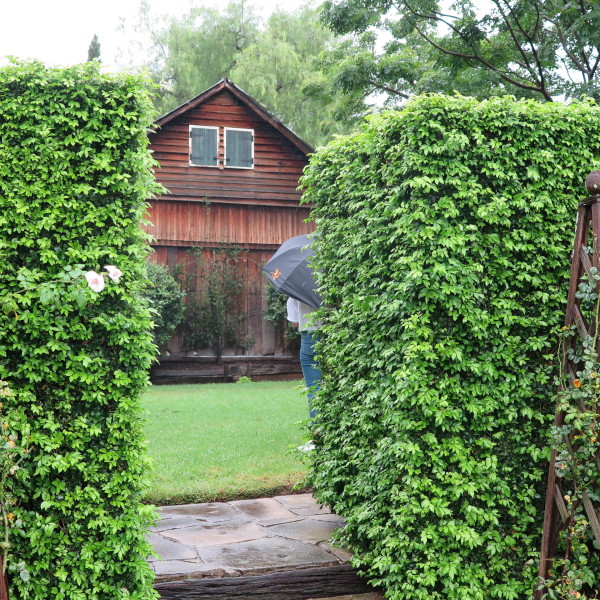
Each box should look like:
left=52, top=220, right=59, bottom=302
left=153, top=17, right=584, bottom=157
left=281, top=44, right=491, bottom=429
left=262, top=234, right=322, bottom=308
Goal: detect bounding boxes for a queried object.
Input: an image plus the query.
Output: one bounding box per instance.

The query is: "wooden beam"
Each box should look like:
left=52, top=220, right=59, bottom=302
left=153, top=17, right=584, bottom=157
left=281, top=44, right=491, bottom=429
left=154, top=565, right=376, bottom=600
left=553, top=484, right=569, bottom=524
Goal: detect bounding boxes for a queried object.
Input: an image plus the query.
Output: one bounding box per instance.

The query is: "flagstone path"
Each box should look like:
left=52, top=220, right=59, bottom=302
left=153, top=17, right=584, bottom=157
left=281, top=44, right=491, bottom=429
left=149, top=493, right=383, bottom=599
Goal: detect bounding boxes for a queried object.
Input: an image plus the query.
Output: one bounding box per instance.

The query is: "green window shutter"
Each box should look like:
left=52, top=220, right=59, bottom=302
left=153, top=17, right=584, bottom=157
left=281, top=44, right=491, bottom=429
left=190, top=127, right=218, bottom=166
left=226, top=129, right=254, bottom=168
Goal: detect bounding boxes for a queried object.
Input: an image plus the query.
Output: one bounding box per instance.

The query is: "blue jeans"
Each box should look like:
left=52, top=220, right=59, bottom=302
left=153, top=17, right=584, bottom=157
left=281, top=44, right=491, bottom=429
left=300, top=331, right=321, bottom=421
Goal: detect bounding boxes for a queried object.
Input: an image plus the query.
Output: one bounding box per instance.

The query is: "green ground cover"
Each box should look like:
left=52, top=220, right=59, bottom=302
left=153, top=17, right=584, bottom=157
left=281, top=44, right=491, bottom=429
left=142, top=380, right=310, bottom=505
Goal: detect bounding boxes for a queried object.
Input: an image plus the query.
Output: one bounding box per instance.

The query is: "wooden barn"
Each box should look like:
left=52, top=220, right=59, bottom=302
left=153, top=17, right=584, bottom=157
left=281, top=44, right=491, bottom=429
left=145, top=79, right=315, bottom=383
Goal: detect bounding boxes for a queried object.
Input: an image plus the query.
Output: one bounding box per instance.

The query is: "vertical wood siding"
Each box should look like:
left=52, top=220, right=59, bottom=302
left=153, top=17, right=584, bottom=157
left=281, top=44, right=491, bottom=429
left=145, top=202, right=313, bottom=247
left=149, top=247, right=299, bottom=357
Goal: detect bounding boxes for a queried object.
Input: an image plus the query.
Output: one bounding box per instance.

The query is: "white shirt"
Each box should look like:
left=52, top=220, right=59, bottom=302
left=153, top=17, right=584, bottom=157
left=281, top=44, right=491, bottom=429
left=286, top=298, right=320, bottom=332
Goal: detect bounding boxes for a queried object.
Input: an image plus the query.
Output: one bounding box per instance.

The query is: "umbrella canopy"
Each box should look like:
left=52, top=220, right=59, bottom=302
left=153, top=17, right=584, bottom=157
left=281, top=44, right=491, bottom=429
left=262, top=234, right=322, bottom=308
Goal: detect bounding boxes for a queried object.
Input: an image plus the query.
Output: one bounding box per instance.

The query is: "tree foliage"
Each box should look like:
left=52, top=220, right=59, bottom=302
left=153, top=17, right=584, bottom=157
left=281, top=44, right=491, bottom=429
left=301, top=94, right=600, bottom=599
left=230, top=5, right=360, bottom=146
left=132, top=0, right=358, bottom=146
left=151, top=1, right=259, bottom=115
left=319, top=0, right=600, bottom=103
left=87, top=34, right=101, bottom=62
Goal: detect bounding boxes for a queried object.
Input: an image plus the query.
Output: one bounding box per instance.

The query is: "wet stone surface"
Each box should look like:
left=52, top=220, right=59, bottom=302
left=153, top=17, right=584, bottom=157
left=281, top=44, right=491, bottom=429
left=162, top=521, right=267, bottom=547
left=265, top=518, right=342, bottom=545
left=198, top=537, right=340, bottom=573
left=148, top=494, right=350, bottom=582
left=229, top=497, right=300, bottom=523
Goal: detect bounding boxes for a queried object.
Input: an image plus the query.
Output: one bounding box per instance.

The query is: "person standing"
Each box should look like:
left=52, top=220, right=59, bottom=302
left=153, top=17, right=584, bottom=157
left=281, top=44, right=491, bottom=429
left=287, top=297, right=321, bottom=422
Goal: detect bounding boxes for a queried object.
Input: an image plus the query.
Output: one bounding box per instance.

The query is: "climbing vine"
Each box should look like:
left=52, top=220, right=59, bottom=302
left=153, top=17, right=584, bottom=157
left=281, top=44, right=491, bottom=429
left=542, top=266, right=600, bottom=599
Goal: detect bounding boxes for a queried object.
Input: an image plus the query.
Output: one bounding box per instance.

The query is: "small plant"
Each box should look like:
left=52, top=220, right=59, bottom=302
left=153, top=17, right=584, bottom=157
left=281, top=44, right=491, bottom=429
left=142, top=262, right=185, bottom=350
left=0, top=381, right=30, bottom=584
left=235, top=376, right=252, bottom=384
left=264, top=285, right=299, bottom=341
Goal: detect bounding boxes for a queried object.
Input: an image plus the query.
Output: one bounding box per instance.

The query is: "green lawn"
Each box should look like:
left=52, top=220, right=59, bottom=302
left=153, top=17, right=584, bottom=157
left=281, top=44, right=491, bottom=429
left=141, top=380, right=310, bottom=505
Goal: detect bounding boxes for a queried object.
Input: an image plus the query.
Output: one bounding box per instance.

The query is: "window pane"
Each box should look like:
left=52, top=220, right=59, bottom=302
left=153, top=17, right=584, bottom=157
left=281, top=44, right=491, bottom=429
left=190, top=127, right=218, bottom=166
left=226, top=129, right=253, bottom=168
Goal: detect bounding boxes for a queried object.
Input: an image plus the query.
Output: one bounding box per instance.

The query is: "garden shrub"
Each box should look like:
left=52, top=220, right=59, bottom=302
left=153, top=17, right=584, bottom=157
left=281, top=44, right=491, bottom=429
left=300, top=95, right=600, bottom=599
left=143, top=262, right=185, bottom=350
left=0, top=62, right=161, bottom=600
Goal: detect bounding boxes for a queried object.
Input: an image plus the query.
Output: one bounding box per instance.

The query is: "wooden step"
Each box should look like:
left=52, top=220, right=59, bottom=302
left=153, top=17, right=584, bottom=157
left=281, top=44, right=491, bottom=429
left=154, top=564, right=378, bottom=600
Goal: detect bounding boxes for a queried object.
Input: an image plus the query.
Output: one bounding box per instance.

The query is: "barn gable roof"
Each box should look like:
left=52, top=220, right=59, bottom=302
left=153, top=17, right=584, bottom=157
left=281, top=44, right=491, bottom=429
left=154, top=79, right=314, bottom=156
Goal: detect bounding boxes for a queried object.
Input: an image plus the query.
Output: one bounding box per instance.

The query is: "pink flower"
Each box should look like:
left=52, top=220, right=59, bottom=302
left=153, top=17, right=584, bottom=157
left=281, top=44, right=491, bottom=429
left=104, top=265, right=122, bottom=283
left=85, top=271, right=105, bottom=292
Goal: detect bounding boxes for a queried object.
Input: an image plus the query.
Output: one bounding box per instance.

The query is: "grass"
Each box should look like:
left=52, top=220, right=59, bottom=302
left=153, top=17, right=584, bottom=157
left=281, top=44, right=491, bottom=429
left=141, top=380, right=310, bottom=505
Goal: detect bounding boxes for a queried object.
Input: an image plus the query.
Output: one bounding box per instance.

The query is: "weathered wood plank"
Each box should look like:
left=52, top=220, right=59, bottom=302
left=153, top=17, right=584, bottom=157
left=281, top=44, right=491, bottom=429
left=553, top=484, right=569, bottom=524
left=572, top=304, right=591, bottom=340
left=150, top=354, right=302, bottom=383
left=160, top=182, right=302, bottom=198
left=147, top=204, right=312, bottom=246
left=0, top=571, right=8, bottom=600
left=581, top=491, right=600, bottom=547
left=154, top=565, right=376, bottom=600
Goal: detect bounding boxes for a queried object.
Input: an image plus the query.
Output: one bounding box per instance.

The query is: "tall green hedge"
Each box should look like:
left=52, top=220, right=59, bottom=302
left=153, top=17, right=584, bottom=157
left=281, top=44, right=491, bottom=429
left=0, top=62, right=160, bottom=600
left=301, top=95, right=600, bottom=599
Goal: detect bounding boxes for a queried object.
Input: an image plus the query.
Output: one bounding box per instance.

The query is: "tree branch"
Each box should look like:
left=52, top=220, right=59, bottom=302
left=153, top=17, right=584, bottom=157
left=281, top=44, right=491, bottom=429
left=402, top=0, right=554, bottom=100
left=521, top=2, right=549, bottom=95
left=552, top=17, right=591, bottom=77
left=413, top=24, right=553, bottom=100
left=496, top=0, right=548, bottom=93
left=368, top=80, right=409, bottom=98
left=590, top=55, right=600, bottom=79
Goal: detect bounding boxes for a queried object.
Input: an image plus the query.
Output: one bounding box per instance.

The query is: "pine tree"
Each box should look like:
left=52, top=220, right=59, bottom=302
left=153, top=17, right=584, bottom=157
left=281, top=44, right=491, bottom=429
left=87, top=34, right=101, bottom=62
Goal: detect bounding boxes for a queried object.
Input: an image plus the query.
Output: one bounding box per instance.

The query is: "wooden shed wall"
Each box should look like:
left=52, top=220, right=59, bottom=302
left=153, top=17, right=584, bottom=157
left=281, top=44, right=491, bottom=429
left=149, top=89, right=308, bottom=207
left=145, top=203, right=313, bottom=248
left=149, top=246, right=299, bottom=359
left=146, top=86, right=313, bottom=369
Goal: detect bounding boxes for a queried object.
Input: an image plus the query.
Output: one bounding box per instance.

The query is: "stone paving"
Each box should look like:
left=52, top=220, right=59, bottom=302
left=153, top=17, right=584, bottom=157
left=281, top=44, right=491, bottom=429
left=149, top=493, right=354, bottom=583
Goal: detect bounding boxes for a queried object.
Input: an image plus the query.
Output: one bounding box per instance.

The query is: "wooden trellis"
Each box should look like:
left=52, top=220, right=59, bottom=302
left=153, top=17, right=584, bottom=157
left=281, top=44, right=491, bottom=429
left=535, top=178, right=600, bottom=599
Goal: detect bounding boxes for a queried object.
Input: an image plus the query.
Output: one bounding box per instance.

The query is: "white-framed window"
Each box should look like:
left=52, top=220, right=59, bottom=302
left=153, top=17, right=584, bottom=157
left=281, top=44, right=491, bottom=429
left=224, top=127, right=254, bottom=169
left=189, top=125, right=219, bottom=167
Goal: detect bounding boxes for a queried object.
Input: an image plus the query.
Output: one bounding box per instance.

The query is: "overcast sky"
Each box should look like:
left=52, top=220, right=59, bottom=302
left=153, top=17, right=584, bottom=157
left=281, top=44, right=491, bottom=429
left=0, top=0, right=286, bottom=70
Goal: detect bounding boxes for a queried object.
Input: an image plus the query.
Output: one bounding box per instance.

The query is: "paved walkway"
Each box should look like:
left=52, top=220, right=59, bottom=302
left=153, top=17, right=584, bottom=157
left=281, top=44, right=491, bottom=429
left=148, top=493, right=385, bottom=599
left=149, top=493, right=352, bottom=581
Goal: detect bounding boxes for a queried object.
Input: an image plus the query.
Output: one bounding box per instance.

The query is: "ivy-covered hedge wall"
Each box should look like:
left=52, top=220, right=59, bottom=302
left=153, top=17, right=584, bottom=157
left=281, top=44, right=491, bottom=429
left=0, top=62, right=160, bottom=600
left=301, top=95, right=600, bottom=599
